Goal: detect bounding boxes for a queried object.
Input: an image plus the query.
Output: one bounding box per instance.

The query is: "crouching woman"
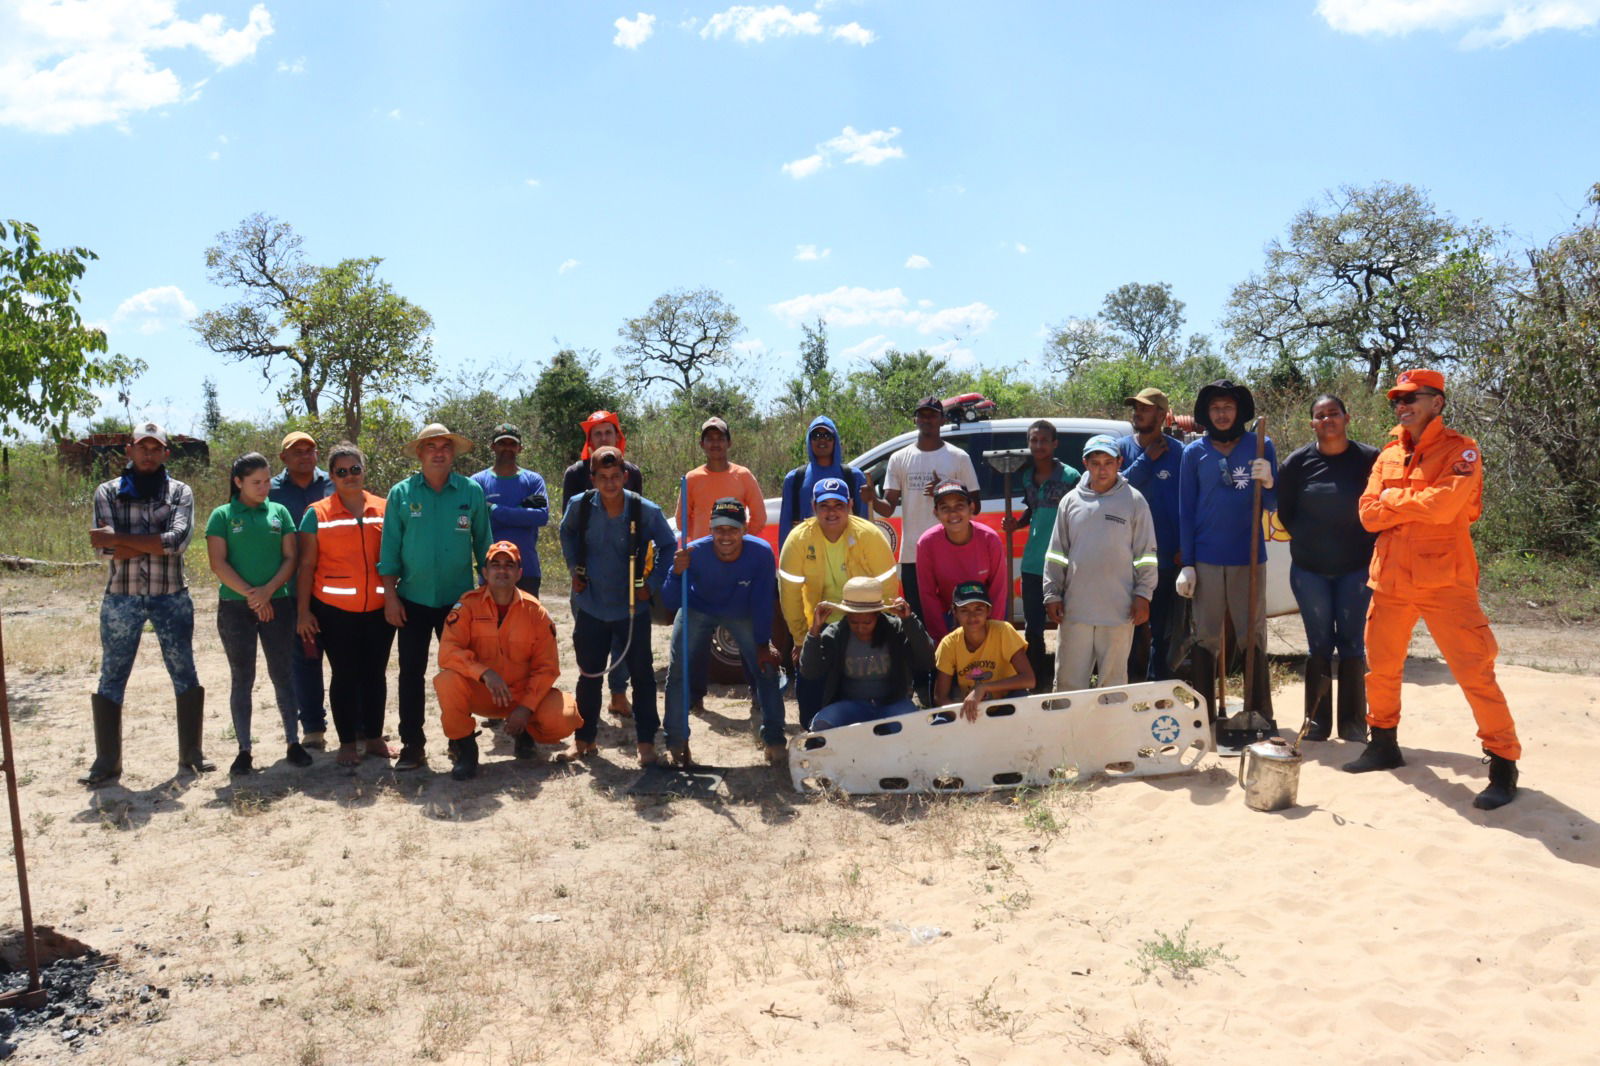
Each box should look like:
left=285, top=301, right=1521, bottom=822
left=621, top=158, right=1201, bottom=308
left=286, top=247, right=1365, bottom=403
left=798, top=577, right=934, bottom=730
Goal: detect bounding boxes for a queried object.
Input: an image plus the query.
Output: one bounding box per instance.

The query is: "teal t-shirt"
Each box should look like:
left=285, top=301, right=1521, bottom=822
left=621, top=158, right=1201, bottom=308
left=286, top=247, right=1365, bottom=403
left=205, top=499, right=295, bottom=601
left=1020, top=462, right=1081, bottom=576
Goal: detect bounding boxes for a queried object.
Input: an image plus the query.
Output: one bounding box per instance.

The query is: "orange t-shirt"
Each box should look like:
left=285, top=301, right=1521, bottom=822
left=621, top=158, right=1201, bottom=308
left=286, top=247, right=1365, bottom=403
left=674, top=464, right=767, bottom=539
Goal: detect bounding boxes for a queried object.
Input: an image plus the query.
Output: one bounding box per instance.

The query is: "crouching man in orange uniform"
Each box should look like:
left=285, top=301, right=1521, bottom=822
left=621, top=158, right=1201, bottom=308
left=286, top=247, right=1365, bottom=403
left=434, top=540, right=581, bottom=780
left=1342, top=369, right=1521, bottom=810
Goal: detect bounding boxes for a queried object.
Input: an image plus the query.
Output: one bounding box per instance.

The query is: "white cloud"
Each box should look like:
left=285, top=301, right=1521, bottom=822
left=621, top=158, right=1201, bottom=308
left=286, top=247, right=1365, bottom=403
left=700, top=4, right=875, bottom=44
left=525, top=177, right=541, bottom=188
left=840, top=334, right=894, bottom=362
left=613, top=12, right=656, bottom=49
left=207, top=149, right=219, bottom=160
left=112, top=285, right=197, bottom=335
left=793, top=244, right=830, bottom=261
left=276, top=55, right=305, bottom=74
left=733, top=338, right=769, bottom=358
left=924, top=338, right=977, bottom=369
left=1317, top=0, right=1600, bottom=46
left=387, top=108, right=402, bottom=120
left=558, top=258, right=580, bottom=275
left=0, top=1, right=274, bottom=134
left=770, top=286, right=997, bottom=338
left=1014, top=242, right=1029, bottom=254
left=904, top=254, right=931, bottom=270
left=781, top=125, right=903, bottom=178
left=781, top=152, right=826, bottom=179
left=831, top=21, right=875, bottom=45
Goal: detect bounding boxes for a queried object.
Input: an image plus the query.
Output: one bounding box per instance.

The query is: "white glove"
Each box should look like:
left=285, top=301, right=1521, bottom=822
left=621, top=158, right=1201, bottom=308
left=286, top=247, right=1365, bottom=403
left=1175, top=566, right=1197, bottom=599
left=1250, top=458, right=1274, bottom=489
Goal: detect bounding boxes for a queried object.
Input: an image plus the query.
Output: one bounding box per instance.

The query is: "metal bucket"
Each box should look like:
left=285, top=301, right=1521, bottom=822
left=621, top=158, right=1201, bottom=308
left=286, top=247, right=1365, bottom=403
left=1240, top=737, right=1301, bottom=812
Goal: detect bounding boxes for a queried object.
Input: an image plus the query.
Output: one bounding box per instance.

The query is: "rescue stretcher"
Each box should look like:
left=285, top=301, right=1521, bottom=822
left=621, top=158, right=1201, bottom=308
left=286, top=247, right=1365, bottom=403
left=787, top=681, right=1212, bottom=795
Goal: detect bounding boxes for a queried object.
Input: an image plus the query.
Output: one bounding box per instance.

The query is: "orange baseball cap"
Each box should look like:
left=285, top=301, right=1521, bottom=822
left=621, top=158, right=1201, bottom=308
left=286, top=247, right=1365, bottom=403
left=1387, top=368, right=1446, bottom=400
left=486, top=540, right=522, bottom=564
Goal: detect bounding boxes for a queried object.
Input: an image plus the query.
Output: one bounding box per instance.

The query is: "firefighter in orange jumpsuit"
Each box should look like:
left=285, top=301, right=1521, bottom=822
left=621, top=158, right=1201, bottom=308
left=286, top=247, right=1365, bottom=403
left=433, top=541, right=580, bottom=780
left=1342, top=369, right=1520, bottom=810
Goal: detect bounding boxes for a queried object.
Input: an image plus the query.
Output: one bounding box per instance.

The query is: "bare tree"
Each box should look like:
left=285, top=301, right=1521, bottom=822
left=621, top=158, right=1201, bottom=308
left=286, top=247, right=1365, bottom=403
left=615, top=288, right=744, bottom=398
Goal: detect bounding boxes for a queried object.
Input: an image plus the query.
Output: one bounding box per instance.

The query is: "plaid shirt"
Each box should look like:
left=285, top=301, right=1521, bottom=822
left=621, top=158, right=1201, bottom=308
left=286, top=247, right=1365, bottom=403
left=93, top=470, right=195, bottom=596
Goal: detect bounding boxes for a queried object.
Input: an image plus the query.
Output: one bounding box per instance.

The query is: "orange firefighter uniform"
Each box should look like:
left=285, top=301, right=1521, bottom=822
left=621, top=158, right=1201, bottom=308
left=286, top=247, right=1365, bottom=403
left=1359, top=404, right=1521, bottom=760
left=433, top=585, right=580, bottom=743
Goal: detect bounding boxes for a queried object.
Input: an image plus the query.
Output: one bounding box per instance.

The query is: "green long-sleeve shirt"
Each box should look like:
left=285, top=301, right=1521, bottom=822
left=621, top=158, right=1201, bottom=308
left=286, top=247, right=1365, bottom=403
left=377, top=471, right=490, bottom=608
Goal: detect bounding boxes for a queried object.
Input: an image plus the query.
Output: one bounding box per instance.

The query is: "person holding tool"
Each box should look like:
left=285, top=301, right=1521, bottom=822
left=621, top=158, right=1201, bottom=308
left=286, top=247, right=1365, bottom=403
left=662, top=498, right=785, bottom=767
left=1175, top=381, right=1277, bottom=729
left=1002, top=420, right=1080, bottom=692
left=559, top=446, right=676, bottom=764
left=1342, top=369, right=1522, bottom=810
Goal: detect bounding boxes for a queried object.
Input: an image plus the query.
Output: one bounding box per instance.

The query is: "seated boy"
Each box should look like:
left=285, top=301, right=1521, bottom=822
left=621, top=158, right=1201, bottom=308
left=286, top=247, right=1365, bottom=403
left=932, top=581, right=1035, bottom=722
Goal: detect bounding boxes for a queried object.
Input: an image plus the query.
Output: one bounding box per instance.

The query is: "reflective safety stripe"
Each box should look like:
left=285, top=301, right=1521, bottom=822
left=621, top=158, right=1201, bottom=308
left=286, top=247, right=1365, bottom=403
left=1133, top=554, right=1158, bottom=568
left=1044, top=550, right=1069, bottom=566
left=873, top=565, right=898, bottom=583
left=778, top=568, right=807, bottom=584
left=316, top=517, right=381, bottom=530
left=320, top=585, right=385, bottom=597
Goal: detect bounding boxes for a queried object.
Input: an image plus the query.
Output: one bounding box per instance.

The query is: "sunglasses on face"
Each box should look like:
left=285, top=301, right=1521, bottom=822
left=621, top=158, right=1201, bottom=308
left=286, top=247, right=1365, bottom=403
left=809, top=430, right=834, bottom=441
left=1393, top=390, right=1439, bottom=406
left=332, top=465, right=363, bottom=477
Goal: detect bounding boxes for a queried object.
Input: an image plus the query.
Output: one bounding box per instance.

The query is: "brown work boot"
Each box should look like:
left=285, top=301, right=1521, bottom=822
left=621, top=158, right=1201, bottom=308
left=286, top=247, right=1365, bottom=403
left=764, top=743, right=787, bottom=767
left=637, top=742, right=657, bottom=766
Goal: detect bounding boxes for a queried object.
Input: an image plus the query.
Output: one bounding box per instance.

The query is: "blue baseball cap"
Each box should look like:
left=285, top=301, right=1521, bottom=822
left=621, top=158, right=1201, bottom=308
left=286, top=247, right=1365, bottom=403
left=812, top=477, right=851, bottom=504
left=1082, top=434, right=1121, bottom=460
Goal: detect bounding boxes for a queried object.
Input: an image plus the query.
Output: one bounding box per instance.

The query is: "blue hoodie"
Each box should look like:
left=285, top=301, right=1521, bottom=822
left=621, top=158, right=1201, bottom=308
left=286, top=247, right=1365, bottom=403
left=778, top=415, right=868, bottom=546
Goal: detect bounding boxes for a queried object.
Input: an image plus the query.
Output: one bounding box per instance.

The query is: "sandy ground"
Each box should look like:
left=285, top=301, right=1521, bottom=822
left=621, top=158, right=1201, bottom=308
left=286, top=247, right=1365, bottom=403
left=1, top=571, right=1597, bottom=1065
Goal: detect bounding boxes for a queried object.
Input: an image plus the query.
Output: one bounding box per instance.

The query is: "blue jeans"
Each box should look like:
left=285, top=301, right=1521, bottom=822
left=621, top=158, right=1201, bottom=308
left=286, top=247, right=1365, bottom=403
left=666, top=610, right=784, bottom=747
left=813, top=697, right=919, bottom=730
left=97, top=591, right=199, bottom=704
left=289, top=599, right=327, bottom=734
left=1289, top=564, right=1371, bottom=661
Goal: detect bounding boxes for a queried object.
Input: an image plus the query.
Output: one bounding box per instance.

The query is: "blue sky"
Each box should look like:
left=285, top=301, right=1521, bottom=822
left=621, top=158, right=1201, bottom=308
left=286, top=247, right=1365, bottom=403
left=3, top=0, right=1598, bottom=434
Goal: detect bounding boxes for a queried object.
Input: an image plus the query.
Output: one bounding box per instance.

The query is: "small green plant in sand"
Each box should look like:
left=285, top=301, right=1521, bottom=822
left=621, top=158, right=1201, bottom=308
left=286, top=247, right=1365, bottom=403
left=1134, top=922, right=1234, bottom=980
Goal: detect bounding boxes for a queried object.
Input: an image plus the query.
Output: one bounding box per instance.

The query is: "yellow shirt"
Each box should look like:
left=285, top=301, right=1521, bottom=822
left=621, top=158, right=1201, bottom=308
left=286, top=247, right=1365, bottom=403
left=819, top=533, right=849, bottom=625
left=935, top=621, right=1027, bottom=693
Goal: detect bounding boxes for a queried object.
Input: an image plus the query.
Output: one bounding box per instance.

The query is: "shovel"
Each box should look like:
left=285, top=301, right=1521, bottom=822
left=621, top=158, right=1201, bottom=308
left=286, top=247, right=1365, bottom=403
left=1216, top=416, right=1275, bottom=751
left=985, top=448, right=1030, bottom=625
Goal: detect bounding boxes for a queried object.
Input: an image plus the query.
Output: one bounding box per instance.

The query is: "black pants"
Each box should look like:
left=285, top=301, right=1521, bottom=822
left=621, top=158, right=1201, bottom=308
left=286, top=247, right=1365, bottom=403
left=900, top=562, right=934, bottom=705
left=572, top=609, right=655, bottom=744
left=1128, top=566, right=1180, bottom=682
left=313, top=600, right=396, bottom=745
left=1021, top=571, right=1050, bottom=692
left=396, top=598, right=451, bottom=749
left=517, top=575, right=541, bottom=598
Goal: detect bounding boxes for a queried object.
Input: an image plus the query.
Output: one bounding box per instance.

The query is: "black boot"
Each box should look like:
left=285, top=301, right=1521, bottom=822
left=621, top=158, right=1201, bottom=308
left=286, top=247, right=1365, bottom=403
left=513, top=729, right=537, bottom=760
left=1189, top=646, right=1218, bottom=723
left=449, top=732, right=480, bottom=781
left=1342, top=726, right=1404, bottom=773
left=1301, top=656, right=1333, bottom=741
left=79, top=694, right=123, bottom=787
left=1336, top=657, right=1368, bottom=742
left=1472, top=752, right=1519, bottom=810
left=176, top=686, right=215, bottom=774
left=1246, top=641, right=1276, bottom=734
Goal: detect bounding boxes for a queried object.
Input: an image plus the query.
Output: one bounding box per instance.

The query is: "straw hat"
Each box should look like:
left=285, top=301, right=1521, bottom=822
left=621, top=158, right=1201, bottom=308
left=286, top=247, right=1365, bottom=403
left=819, top=576, right=893, bottom=615
left=407, top=423, right=473, bottom=458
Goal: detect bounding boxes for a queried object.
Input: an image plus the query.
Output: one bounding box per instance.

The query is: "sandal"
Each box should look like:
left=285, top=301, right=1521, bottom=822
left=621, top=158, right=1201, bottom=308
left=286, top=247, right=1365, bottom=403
left=336, top=743, right=362, bottom=767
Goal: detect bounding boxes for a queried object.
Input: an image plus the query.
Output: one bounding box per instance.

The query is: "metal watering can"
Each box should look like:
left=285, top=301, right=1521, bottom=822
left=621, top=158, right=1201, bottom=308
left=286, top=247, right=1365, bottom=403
left=1239, top=736, right=1301, bottom=812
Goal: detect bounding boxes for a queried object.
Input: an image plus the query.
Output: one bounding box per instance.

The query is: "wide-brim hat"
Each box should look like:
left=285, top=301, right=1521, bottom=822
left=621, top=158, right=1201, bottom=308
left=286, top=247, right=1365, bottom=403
left=407, top=423, right=473, bottom=458
left=818, top=575, right=893, bottom=615
left=1193, top=380, right=1255, bottom=432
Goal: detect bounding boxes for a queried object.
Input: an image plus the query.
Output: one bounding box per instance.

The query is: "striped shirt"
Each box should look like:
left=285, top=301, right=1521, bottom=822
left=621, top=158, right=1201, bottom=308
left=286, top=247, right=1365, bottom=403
left=93, top=469, right=195, bottom=596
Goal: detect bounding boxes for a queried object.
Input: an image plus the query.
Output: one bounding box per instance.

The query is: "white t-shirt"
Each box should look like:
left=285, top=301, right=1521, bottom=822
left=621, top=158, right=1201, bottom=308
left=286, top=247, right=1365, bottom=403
left=884, top=441, right=980, bottom=564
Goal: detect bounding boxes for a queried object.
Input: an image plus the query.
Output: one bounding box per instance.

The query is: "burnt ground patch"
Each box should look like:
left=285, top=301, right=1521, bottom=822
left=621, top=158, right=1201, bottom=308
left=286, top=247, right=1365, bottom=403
left=0, top=927, right=168, bottom=1059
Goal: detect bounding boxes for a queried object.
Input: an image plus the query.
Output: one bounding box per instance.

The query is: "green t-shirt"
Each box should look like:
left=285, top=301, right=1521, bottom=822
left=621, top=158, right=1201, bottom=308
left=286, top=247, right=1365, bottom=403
left=205, top=499, right=295, bottom=601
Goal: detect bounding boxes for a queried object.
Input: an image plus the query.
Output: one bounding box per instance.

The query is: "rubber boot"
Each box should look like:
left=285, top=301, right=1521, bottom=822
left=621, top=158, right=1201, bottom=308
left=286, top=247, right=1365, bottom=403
left=1189, top=646, right=1218, bottom=723
left=1301, top=656, right=1333, bottom=741
left=1342, top=726, right=1404, bottom=773
left=176, top=686, right=216, bottom=774
left=79, top=694, right=123, bottom=787
left=1246, top=641, right=1276, bottom=734
left=449, top=732, right=480, bottom=781
left=1472, top=752, right=1519, bottom=810
left=1336, top=657, right=1368, bottom=742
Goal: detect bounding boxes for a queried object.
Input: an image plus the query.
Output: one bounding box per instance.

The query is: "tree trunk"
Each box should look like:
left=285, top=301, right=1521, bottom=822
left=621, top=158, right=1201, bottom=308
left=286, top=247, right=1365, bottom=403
left=345, top=371, right=362, bottom=443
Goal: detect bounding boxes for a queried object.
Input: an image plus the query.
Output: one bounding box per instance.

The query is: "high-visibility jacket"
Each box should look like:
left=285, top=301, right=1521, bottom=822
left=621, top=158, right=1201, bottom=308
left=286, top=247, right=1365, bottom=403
left=1359, top=418, right=1484, bottom=594
left=437, top=585, right=561, bottom=711
left=306, top=492, right=387, bottom=612
left=777, top=514, right=898, bottom=644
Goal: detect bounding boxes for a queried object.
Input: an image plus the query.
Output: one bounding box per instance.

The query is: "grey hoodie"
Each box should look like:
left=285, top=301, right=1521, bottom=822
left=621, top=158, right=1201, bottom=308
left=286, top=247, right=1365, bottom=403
left=1041, top=474, right=1158, bottom=627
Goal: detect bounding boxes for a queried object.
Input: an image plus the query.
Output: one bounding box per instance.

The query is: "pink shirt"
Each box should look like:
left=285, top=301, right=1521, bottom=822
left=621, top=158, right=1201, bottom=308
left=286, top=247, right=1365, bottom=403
left=915, top=521, right=1006, bottom=641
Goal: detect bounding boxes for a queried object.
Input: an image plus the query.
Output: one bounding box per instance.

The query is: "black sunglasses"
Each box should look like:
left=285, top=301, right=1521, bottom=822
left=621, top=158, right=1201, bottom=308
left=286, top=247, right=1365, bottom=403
left=809, top=430, right=834, bottom=440
left=332, top=465, right=363, bottom=477
left=1392, top=390, right=1440, bottom=406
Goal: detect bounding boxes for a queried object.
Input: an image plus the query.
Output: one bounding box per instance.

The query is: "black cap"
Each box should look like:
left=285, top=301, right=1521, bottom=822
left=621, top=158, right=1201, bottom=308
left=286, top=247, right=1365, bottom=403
left=491, top=423, right=521, bottom=444
left=914, top=395, right=943, bottom=414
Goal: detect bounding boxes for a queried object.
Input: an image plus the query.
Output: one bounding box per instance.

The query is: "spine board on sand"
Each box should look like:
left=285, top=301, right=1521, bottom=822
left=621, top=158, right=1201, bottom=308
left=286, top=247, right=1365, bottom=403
left=789, top=681, right=1213, bottom=795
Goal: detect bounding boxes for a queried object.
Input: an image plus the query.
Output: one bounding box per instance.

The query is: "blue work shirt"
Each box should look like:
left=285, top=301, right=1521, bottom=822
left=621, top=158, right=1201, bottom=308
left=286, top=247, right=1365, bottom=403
left=559, top=490, right=677, bottom=622
left=661, top=535, right=777, bottom=643
left=1178, top=433, right=1278, bottom=567
left=1118, top=434, right=1183, bottom=568
left=471, top=467, right=550, bottom=579
left=269, top=468, right=333, bottom=525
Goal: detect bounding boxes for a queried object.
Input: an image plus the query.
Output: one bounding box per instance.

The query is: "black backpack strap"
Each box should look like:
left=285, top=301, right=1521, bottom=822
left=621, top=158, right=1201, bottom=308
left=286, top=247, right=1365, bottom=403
left=573, top=488, right=597, bottom=573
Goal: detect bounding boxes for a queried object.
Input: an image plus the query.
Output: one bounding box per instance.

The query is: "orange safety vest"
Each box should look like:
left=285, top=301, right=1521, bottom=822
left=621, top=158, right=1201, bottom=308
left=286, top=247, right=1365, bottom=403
left=1358, top=418, right=1484, bottom=595
left=308, top=492, right=387, bottom=612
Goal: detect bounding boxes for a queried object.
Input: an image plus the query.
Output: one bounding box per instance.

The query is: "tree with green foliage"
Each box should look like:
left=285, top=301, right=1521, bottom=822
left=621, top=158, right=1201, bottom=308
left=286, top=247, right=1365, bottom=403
left=1225, top=181, right=1475, bottom=390
left=528, top=348, right=630, bottom=461
left=201, top=376, right=223, bottom=439
left=1, top=220, right=145, bottom=438
left=193, top=214, right=435, bottom=439
left=616, top=287, right=744, bottom=399
left=1100, top=281, right=1185, bottom=359
left=845, top=348, right=957, bottom=422
left=293, top=257, right=435, bottom=442
left=1041, top=317, right=1117, bottom=377
left=779, top=317, right=835, bottom=415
